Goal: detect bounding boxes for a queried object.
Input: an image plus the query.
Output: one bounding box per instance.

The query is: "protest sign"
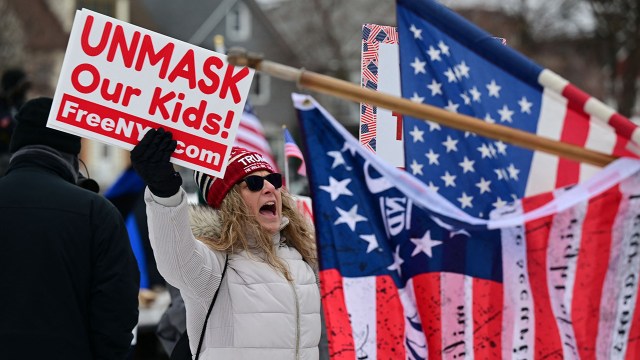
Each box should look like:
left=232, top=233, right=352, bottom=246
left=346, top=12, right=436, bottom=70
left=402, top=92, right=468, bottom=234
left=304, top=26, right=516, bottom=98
left=48, top=9, right=254, bottom=177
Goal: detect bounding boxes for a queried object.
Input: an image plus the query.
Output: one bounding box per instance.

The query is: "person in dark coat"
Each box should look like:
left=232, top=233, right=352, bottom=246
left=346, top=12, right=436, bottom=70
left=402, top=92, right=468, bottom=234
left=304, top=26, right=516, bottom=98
left=0, top=68, right=30, bottom=176
left=0, top=97, right=140, bottom=359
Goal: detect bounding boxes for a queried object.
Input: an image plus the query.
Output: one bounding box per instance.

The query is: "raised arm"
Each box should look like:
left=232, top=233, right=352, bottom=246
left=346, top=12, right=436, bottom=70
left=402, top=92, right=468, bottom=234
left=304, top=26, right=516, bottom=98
left=131, top=128, right=224, bottom=300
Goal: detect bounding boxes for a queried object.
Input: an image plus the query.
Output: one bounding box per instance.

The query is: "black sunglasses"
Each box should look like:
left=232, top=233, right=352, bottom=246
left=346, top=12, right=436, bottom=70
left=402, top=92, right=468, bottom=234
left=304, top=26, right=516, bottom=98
left=239, top=173, right=283, bottom=192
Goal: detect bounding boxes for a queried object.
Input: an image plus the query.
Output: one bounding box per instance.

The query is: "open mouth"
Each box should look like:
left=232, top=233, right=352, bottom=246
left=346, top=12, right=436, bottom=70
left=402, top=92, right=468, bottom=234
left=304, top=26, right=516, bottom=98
left=259, top=201, right=277, bottom=216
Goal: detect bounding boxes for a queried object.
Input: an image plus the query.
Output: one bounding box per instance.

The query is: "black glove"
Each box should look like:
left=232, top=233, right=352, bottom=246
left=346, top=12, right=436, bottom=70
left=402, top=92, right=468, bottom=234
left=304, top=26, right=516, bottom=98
left=131, top=127, right=182, bottom=197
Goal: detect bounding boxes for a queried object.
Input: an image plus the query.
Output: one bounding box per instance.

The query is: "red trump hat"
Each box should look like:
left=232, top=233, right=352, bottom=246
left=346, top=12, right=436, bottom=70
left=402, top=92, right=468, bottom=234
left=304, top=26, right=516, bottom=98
left=194, top=146, right=275, bottom=208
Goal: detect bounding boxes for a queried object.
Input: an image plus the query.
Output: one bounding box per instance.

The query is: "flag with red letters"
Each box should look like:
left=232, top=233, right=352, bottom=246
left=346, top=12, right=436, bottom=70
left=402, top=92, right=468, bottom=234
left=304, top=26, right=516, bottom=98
left=295, top=93, right=640, bottom=360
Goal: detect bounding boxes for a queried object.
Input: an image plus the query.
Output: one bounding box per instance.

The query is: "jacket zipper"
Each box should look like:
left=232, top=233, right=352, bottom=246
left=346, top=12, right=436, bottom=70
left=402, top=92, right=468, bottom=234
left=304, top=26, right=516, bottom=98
left=289, top=280, right=301, bottom=359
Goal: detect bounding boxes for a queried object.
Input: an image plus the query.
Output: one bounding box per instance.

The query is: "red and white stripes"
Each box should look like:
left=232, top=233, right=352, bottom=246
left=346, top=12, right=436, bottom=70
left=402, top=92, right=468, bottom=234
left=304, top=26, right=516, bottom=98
left=320, top=177, right=640, bottom=359
left=526, top=70, right=640, bottom=196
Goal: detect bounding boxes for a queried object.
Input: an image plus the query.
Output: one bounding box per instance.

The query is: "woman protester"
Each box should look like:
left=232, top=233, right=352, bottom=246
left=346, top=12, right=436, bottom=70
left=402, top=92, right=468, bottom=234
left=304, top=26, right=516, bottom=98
left=131, top=128, right=321, bottom=359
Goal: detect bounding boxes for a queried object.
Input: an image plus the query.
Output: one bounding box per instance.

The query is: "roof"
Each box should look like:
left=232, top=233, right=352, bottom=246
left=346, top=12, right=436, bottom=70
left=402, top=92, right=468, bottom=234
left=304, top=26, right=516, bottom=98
left=138, top=0, right=296, bottom=62
left=262, top=0, right=396, bottom=76
left=5, top=0, right=67, bottom=51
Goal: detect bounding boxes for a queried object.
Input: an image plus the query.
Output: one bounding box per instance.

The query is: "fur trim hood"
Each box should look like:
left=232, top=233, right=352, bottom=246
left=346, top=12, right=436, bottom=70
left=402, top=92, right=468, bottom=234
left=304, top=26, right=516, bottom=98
left=189, top=205, right=222, bottom=241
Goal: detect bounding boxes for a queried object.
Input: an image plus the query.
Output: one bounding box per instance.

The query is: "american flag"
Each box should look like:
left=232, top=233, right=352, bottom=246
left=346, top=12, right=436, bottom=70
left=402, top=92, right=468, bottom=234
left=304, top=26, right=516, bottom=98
left=234, top=101, right=278, bottom=170
left=294, top=93, right=640, bottom=360
left=284, top=127, right=307, bottom=176
left=397, top=0, right=640, bottom=219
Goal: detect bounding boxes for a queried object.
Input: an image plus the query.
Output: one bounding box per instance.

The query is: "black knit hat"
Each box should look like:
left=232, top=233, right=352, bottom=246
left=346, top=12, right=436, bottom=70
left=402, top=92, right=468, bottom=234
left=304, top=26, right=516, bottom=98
left=1, top=69, right=27, bottom=93
left=9, top=97, right=81, bottom=154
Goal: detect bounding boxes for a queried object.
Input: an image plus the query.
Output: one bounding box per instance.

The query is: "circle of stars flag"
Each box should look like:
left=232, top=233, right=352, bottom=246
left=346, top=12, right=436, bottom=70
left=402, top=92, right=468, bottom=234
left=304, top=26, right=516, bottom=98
left=294, top=92, right=640, bottom=360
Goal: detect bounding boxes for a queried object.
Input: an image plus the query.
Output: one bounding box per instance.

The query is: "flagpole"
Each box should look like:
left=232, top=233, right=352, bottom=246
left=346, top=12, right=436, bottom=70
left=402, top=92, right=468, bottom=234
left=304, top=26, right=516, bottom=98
left=228, top=48, right=617, bottom=168
left=282, top=125, right=291, bottom=190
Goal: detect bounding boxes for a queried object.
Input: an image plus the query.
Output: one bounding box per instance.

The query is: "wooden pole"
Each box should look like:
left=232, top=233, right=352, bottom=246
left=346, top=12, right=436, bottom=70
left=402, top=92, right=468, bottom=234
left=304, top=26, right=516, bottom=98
left=227, top=48, right=617, bottom=168
left=282, top=125, right=291, bottom=190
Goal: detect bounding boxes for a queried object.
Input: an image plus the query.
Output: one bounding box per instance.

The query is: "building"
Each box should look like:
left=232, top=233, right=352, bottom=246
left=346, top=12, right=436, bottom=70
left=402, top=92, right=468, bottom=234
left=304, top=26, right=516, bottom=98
left=1, top=0, right=304, bottom=188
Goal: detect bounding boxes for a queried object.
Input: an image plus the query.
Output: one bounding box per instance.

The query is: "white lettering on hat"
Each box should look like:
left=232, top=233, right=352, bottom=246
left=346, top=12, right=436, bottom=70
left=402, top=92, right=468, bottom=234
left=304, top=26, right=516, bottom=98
left=237, top=153, right=265, bottom=165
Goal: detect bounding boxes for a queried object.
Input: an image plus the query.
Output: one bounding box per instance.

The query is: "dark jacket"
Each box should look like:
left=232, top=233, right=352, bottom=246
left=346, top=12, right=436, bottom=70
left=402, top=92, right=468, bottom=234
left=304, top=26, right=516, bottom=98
left=0, top=148, right=140, bottom=359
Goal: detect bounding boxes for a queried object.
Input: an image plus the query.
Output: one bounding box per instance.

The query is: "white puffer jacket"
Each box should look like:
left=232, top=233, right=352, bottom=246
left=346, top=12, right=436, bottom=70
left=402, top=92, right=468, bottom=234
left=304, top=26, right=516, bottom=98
left=145, top=189, right=321, bottom=360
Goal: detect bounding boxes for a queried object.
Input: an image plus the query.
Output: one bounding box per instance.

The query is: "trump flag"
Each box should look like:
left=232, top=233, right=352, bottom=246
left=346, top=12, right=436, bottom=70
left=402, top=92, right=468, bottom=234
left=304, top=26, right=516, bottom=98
left=396, top=0, right=640, bottom=219
left=294, top=93, right=640, bottom=360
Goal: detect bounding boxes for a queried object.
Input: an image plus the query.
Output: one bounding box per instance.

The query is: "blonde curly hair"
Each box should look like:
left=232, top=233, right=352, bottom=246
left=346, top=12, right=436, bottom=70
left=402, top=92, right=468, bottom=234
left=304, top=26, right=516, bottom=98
left=195, top=184, right=316, bottom=281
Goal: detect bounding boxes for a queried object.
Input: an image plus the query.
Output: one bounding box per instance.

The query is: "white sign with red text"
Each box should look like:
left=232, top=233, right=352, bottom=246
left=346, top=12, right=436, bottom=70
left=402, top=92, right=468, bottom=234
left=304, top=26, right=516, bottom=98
left=48, top=9, right=254, bottom=177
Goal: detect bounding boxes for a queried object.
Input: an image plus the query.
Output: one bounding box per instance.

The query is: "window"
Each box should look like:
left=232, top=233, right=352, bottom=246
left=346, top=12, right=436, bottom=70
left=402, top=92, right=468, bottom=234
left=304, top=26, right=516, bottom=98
left=249, top=72, right=270, bottom=105
left=226, top=2, right=251, bottom=41
left=77, top=0, right=116, bottom=17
